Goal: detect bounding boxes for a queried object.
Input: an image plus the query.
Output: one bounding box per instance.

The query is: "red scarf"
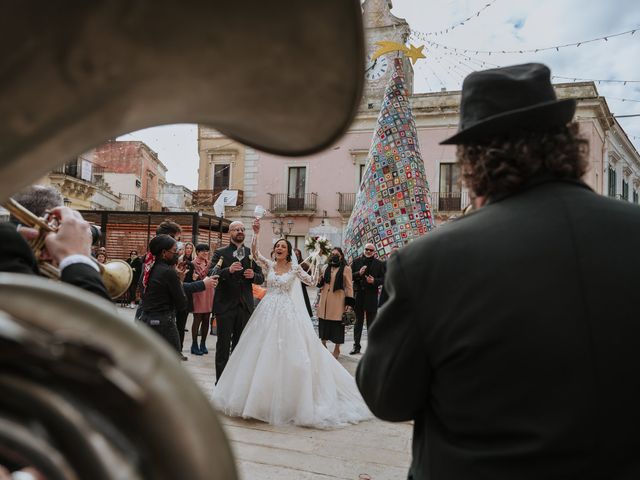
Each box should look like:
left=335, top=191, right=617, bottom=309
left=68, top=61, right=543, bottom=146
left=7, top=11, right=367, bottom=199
left=193, top=256, right=208, bottom=280
left=142, top=252, right=156, bottom=291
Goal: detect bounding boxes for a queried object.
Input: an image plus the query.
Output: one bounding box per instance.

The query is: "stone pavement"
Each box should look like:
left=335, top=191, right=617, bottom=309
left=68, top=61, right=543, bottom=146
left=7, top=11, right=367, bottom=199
left=117, top=306, right=412, bottom=480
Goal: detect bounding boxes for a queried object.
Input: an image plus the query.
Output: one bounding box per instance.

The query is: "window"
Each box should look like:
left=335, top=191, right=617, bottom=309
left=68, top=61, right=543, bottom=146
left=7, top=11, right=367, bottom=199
left=359, top=164, right=366, bottom=186
left=633, top=190, right=639, bottom=204
left=622, top=179, right=629, bottom=201
left=287, top=167, right=306, bottom=210
left=438, top=163, right=462, bottom=211
left=608, top=166, right=617, bottom=197
left=286, top=235, right=305, bottom=250
left=213, top=164, right=230, bottom=193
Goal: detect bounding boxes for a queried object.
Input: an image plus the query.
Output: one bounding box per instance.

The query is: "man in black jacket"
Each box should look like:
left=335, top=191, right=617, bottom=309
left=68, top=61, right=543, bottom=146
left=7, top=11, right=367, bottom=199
left=0, top=206, right=109, bottom=300
left=350, top=242, right=385, bottom=354
left=357, top=63, right=640, bottom=479
left=210, top=221, right=264, bottom=380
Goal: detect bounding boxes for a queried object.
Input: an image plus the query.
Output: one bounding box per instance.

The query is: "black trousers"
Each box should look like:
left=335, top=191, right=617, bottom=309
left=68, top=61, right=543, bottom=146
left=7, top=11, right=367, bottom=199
left=353, top=303, right=377, bottom=349
left=176, top=309, right=189, bottom=351
left=215, top=307, right=251, bottom=381
left=140, top=310, right=180, bottom=354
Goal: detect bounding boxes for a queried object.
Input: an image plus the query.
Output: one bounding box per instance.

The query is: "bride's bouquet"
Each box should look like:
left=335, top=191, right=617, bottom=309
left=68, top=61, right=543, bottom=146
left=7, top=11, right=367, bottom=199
left=304, top=235, right=332, bottom=280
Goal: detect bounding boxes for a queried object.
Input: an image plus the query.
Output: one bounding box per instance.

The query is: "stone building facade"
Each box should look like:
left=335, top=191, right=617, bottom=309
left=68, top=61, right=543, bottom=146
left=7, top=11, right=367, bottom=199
left=162, top=182, right=193, bottom=212
left=92, top=140, right=168, bottom=211
left=195, top=0, right=640, bottom=257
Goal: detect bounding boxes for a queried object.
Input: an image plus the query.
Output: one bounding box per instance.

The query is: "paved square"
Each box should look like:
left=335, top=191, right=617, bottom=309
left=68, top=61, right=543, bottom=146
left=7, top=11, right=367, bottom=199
left=117, top=306, right=412, bottom=479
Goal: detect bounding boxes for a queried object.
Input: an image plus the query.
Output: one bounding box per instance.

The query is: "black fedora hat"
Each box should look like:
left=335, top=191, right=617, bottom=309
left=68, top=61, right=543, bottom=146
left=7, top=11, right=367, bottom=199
left=440, top=63, right=576, bottom=145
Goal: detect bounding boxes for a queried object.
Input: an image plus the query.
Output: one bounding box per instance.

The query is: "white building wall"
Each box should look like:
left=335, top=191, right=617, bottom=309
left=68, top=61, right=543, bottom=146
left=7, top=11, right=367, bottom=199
left=102, top=173, right=141, bottom=197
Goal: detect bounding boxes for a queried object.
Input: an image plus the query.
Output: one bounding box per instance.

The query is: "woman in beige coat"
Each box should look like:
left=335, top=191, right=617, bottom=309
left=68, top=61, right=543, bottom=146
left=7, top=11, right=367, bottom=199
left=317, top=247, right=354, bottom=359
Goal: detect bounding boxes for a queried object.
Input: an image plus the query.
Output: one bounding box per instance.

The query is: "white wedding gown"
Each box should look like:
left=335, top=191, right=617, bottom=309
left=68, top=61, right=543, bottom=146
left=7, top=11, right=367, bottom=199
left=212, top=254, right=372, bottom=428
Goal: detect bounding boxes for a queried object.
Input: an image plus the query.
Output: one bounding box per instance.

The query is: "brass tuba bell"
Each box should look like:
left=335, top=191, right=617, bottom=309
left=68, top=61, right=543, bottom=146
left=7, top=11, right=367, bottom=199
left=2, top=198, right=133, bottom=299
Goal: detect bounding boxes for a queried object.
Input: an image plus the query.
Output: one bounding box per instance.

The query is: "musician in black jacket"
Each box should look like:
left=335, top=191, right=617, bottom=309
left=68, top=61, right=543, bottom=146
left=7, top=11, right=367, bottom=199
left=0, top=206, right=109, bottom=300
left=350, top=242, right=385, bottom=355
left=357, top=63, right=640, bottom=480
left=209, top=221, right=264, bottom=380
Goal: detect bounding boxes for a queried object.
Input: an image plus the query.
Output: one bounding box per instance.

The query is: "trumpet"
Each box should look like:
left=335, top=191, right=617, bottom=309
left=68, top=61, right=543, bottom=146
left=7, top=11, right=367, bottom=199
left=3, top=198, right=133, bottom=299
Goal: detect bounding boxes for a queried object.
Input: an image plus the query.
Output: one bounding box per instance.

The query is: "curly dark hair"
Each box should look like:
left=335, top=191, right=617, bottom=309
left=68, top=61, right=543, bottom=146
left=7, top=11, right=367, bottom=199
left=457, top=122, right=589, bottom=199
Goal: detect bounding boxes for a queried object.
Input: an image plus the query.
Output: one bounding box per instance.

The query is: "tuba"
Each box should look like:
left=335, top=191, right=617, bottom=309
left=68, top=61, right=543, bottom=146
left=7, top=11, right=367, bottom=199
left=2, top=198, right=133, bottom=300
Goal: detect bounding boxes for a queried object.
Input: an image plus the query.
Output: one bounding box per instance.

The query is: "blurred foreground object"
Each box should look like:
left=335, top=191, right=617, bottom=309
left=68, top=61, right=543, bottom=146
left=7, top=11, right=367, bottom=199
left=0, top=0, right=364, bottom=200
left=0, top=274, right=237, bottom=479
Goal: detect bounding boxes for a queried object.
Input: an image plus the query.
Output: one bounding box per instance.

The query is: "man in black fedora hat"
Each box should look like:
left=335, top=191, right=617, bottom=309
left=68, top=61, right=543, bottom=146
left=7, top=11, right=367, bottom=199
left=356, top=63, right=640, bottom=479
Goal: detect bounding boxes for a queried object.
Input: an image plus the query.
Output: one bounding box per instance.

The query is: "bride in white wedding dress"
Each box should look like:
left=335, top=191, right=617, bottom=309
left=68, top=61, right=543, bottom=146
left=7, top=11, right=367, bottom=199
left=212, top=219, right=372, bottom=428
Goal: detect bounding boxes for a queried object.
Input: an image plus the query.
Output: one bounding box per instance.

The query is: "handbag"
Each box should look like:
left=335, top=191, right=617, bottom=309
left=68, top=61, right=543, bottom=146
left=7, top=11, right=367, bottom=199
left=341, top=309, right=356, bottom=326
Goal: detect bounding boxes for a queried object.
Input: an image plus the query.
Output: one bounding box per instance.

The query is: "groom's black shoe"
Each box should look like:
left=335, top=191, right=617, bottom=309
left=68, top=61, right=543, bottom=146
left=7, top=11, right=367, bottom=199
left=350, top=347, right=361, bottom=355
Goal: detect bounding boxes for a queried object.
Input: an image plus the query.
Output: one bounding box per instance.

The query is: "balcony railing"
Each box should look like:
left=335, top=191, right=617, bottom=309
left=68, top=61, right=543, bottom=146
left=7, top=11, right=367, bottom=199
left=192, top=189, right=244, bottom=209
left=52, top=159, right=104, bottom=184
left=337, top=192, right=356, bottom=214
left=120, top=194, right=148, bottom=211
left=428, top=191, right=471, bottom=212
left=335, top=191, right=470, bottom=214
left=269, top=193, right=317, bottom=213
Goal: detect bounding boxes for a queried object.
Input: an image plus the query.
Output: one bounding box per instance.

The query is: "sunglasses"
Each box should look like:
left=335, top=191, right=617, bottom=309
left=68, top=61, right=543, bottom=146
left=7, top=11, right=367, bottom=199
left=364, top=248, right=374, bottom=252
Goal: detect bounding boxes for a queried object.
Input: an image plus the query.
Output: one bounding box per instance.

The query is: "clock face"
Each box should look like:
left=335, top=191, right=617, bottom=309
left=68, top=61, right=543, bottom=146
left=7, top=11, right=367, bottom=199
left=364, top=54, right=389, bottom=82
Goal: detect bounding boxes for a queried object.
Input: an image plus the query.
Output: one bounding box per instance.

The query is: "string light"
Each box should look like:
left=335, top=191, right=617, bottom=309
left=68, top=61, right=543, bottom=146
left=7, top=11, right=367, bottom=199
left=552, top=75, right=640, bottom=84
left=418, top=0, right=499, bottom=37
left=607, top=97, right=640, bottom=103
left=413, top=27, right=638, bottom=55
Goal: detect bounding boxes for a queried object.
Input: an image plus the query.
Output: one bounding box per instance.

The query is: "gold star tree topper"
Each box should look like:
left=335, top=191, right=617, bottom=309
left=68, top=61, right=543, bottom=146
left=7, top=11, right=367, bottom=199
left=372, top=41, right=426, bottom=65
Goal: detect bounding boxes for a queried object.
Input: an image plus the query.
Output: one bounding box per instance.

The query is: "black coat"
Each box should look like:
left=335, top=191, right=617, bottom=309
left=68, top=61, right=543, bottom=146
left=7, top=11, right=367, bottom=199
left=357, top=178, right=640, bottom=480
left=210, top=244, right=264, bottom=316
left=127, top=255, right=143, bottom=286
left=351, top=255, right=385, bottom=311
left=0, top=222, right=110, bottom=300
left=140, top=260, right=187, bottom=314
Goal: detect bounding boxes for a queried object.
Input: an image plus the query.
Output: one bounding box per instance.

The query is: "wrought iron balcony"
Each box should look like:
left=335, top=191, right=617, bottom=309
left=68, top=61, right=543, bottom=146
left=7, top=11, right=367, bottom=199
left=268, top=193, right=317, bottom=213
left=120, top=194, right=148, bottom=211
left=192, top=189, right=244, bottom=209
left=51, top=159, right=104, bottom=184
left=428, top=191, right=471, bottom=212
left=337, top=192, right=356, bottom=214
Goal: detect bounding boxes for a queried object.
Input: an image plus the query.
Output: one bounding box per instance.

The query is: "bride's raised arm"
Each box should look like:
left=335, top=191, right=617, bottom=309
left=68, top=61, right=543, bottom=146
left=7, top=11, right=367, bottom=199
left=251, top=219, right=271, bottom=270
left=292, top=262, right=317, bottom=286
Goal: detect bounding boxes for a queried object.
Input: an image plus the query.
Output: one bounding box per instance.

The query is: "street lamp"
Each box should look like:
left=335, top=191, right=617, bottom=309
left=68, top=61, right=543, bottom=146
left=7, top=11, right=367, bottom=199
left=271, top=217, right=294, bottom=236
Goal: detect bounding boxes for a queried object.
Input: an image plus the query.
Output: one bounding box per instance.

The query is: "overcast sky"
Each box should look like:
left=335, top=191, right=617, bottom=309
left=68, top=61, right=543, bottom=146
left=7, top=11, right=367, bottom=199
left=119, top=0, right=640, bottom=189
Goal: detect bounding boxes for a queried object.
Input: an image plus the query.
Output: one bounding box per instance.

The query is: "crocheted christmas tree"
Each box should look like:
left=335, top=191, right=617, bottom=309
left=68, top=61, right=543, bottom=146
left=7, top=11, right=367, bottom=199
left=344, top=58, right=435, bottom=261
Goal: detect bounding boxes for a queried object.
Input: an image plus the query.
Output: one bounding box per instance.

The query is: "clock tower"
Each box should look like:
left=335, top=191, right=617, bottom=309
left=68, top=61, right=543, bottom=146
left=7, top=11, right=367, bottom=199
left=362, top=0, right=414, bottom=106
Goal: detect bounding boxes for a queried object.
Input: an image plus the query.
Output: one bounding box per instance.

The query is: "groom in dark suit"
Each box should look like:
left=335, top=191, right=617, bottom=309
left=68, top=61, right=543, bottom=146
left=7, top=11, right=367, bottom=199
left=357, top=63, right=640, bottom=479
left=210, top=221, right=264, bottom=380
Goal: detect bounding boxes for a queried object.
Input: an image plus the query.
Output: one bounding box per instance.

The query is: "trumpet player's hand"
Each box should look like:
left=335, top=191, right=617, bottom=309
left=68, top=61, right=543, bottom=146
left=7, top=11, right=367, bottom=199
left=44, top=207, right=92, bottom=263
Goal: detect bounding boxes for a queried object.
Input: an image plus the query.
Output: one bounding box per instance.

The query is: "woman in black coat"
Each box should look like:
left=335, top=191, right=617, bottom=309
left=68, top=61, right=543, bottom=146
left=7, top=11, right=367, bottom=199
left=137, top=235, right=187, bottom=352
